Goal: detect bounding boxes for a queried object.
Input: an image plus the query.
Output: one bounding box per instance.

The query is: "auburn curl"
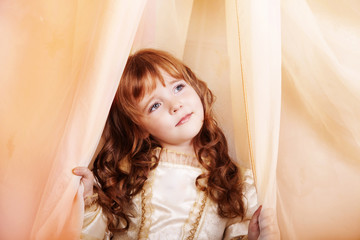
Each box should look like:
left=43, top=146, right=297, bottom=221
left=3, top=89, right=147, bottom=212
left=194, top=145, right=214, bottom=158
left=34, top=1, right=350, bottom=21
left=92, top=48, right=245, bottom=232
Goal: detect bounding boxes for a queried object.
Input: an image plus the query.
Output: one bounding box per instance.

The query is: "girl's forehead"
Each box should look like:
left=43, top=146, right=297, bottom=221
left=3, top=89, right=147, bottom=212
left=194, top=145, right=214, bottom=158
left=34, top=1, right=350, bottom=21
left=145, top=72, right=179, bottom=92
left=133, top=68, right=188, bottom=103
left=157, top=69, right=176, bottom=83
left=138, top=74, right=184, bottom=103
left=159, top=72, right=179, bottom=84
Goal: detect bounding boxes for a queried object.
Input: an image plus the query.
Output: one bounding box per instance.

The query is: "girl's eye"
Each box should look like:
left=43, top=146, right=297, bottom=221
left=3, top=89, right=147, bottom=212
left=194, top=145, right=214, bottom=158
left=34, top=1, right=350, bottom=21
left=174, top=83, right=185, bottom=93
left=149, top=102, right=161, bottom=112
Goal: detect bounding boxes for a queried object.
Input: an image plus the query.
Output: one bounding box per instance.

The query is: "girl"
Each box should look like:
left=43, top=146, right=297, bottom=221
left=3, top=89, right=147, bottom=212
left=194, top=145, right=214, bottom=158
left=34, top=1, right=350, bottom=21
left=73, top=49, right=278, bottom=240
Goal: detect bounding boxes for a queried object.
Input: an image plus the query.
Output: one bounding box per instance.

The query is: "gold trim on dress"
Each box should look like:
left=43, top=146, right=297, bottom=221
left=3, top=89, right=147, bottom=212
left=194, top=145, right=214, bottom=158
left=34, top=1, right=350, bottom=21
left=185, top=191, right=208, bottom=240
left=137, top=148, right=209, bottom=239
left=138, top=171, right=155, bottom=240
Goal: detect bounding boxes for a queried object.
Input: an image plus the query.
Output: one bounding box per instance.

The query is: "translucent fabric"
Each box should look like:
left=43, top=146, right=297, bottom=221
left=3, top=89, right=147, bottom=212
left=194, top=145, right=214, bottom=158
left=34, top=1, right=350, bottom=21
left=0, top=0, right=146, bottom=239
left=1, top=0, right=360, bottom=239
left=278, top=1, right=360, bottom=239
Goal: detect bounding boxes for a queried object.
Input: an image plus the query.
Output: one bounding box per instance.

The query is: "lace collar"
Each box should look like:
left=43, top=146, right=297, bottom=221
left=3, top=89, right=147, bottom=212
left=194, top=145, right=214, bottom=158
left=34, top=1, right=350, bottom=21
left=153, top=147, right=203, bottom=169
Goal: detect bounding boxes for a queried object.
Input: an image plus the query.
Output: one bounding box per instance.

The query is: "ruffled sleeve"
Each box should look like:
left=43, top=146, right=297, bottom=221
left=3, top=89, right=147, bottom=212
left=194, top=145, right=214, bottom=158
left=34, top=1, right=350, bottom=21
left=223, top=168, right=258, bottom=240
left=81, top=203, right=110, bottom=240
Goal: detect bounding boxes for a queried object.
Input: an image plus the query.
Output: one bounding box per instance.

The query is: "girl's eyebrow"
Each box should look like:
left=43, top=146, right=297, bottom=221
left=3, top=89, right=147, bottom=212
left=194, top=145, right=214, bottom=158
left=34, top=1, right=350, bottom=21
left=141, top=95, right=155, bottom=113
left=168, top=78, right=183, bottom=85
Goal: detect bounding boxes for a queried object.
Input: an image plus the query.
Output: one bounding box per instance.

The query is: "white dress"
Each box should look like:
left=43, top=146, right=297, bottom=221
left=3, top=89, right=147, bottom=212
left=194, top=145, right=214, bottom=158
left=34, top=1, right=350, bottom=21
left=81, top=148, right=258, bottom=240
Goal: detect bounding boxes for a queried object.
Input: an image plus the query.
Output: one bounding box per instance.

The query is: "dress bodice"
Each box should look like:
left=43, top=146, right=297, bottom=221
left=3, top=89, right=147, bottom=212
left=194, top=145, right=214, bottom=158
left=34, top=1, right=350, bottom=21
left=81, top=148, right=258, bottom=240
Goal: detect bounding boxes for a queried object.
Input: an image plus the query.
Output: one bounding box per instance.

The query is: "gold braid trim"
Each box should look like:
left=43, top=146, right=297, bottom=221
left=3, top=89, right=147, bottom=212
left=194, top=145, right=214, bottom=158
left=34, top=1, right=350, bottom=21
left=137, top=149, right=209, bottom=239
left=138, top=171, right=208, bottom=240
left=139, top=189, right=146, bottom=237
left=138, top=171, right=154, bottom=240
left=185, top=190, right=208, bottom=240
left=230, top=236, right=248, bottom=240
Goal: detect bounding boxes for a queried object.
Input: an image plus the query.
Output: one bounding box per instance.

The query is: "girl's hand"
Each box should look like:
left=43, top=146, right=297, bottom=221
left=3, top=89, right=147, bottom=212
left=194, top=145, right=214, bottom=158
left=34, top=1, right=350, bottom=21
left=248, top=205, right=262, bottom=240
left=248, top=206, right=280, bottom=240
left=72, top=167, right=95, bottom=199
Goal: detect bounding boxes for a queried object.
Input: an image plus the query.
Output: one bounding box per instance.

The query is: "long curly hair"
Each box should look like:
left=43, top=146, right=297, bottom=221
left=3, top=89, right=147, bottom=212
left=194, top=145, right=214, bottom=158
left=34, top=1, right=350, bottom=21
left=93, top=48, right=245, bottom=232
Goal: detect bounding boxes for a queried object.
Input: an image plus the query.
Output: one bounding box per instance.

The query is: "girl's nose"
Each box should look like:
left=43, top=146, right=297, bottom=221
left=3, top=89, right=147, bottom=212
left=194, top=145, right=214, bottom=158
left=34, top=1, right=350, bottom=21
left=170, top=101, right=182, bottom=114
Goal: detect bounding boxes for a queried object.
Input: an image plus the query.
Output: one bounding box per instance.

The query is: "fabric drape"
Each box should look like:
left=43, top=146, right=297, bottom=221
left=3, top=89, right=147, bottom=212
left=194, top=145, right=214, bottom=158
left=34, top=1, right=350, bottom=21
left=0, top=0, right=146, bottom=239
left=278, top=1, right=360, bottom=239
left=1, top=0, right=359, bottom=239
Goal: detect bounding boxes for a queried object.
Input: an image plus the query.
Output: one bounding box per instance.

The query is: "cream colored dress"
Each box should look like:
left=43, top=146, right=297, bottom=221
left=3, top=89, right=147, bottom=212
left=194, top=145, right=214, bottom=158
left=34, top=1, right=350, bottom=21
left=81, top=148, right=258, bottom=240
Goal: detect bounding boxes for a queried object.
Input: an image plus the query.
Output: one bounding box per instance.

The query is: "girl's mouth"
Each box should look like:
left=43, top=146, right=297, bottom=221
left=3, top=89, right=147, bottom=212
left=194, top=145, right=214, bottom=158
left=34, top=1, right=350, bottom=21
left=176, top=113, right=192, bottom=126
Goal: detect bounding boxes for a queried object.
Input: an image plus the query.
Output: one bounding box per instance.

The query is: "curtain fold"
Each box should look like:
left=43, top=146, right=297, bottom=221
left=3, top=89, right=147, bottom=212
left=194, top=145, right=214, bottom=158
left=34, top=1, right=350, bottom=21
left=278, top=0, right=360, bottom=239
left=229, top=0, right=281, bottom=210
left=0, top=1, right=146, bottom=239
left=132, top=0, right=194, bottom=59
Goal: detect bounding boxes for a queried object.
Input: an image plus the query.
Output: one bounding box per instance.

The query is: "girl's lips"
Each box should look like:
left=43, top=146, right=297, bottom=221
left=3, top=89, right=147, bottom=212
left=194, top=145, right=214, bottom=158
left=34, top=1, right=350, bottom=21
left=176, top=113, right=192, bottom=126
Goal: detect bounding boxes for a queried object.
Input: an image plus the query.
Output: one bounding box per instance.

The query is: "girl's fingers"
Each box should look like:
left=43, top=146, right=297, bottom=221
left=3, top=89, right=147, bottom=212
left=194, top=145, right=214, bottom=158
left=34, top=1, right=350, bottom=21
left=72, top=167, right=94, bottom=180
left=73, top=167, right=95, bottom=199
left=250, top=205, right=262, bottom=224
left=258, top=208, right=280, bottom=240
left=259, top=208, right=275, bottom=229
left=248, top=205, right=262, bottom=240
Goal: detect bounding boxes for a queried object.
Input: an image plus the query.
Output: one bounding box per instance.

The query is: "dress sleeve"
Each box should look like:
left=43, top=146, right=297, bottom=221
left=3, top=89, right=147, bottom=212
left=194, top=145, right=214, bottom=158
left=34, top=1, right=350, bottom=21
left=81, top=203, right=110, bottom=240
left=223, top=168, right=258, bottom=240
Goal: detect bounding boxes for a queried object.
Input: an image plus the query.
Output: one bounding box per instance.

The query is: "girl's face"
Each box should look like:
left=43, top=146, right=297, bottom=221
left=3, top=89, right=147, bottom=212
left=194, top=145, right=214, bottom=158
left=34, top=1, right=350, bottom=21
left=137, top=74, right=204, bottom=155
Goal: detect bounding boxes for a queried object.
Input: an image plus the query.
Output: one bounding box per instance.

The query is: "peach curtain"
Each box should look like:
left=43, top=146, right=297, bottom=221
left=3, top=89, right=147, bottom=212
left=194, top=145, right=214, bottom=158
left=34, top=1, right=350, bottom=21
left=0, top=0, right=146, bottom=239
left=1, top=0, right=360, bottom=239
left=278, top=1, right=360, bottom=239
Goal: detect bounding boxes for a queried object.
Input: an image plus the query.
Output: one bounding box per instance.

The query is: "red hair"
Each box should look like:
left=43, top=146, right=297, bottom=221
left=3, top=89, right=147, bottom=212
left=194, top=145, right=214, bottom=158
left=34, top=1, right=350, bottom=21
left=93, top=49, right=245, bottom=231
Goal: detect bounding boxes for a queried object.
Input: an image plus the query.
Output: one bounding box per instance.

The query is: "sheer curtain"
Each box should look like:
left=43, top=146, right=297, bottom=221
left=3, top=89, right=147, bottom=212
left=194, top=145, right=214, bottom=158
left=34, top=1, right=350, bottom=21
left=1, top=0, right=359, bottom=239
left=278, top=0, right=360, bottom=239
left=0, top=1, right=146, bottom=239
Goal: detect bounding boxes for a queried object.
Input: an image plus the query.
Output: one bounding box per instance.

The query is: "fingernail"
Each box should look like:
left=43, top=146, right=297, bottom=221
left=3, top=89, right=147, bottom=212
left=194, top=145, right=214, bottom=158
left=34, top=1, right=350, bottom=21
left=72, top=168, right=78, bottom=174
